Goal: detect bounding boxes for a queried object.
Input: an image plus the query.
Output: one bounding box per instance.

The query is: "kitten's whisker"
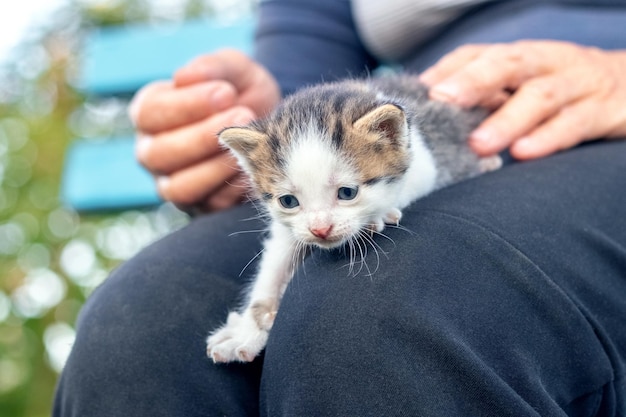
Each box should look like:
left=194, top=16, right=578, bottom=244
left=358, top=231, right=380, bottom=277
left=358, top=234, right=374, bottom=277
left=301, top=243, right=309, bottom=272
left=351, top=238, right=359, bottom=276
left=353, top=235, right=367, bottom=276
left=294, top=241, right=309, bottom=275
left=228, top=229, right=267, bottom=237
left=347, top=238, right=357, bottom=276
left=353, top=234, right=374, bottom=277
left=239, top=216, right=270, bottom=224
left=248, top=199, right=270, bottom=215
left=338, top=239, right=355, bottom=276
left=238, top=206, right=271, bottom=223
left=224, top=179, right=252, bottom=189
left=362, top=230, right=389, bottom=260
left=239, top=248, right=265, bottom=277
left=368, top=229, right=395, bottom=250
left=289, top=240, right=300, bottom=268
left=384, top=223, right=416, bottom=235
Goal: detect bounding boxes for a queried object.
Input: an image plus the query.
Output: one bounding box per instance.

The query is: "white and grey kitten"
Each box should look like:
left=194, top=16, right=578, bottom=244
left=207, top=75, right=501, bottom=363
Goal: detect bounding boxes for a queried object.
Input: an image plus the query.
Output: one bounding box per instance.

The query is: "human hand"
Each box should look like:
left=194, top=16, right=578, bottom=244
left=419, top=41, right=626, bottom=159
left=130, top=49, right=281, bottom=212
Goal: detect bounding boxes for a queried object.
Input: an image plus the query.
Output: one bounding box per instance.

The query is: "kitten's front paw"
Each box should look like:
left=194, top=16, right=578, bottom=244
left=369, top=208, right=402, bottom=234
left=383, top=208, right=402, bottom=226
left=206, top=311, right=269, bottom=363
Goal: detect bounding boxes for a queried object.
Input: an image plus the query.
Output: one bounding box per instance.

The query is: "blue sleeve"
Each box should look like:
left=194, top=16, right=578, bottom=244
left=254, top=0, right=378, bottom=96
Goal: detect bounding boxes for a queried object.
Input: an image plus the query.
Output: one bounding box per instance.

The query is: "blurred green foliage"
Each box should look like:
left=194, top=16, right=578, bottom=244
left=0, top=1, right=255, bottom=415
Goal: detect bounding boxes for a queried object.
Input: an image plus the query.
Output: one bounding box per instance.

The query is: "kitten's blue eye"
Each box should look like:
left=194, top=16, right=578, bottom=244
left=337, top=186, right=358, bottom=200
left=278, top=194, right=299, bottom=209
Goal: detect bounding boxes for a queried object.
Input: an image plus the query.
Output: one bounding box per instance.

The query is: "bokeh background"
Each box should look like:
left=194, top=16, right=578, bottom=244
left=0, top=1, right=252, bottom=415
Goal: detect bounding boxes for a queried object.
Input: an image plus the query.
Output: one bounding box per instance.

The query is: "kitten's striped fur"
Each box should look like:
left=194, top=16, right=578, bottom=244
left=206, top=75, right=501, bottom=363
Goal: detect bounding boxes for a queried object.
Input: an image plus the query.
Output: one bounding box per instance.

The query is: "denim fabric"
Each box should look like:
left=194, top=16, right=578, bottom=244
left=255, top=0, right=377, bottom=96
left=54, top=141, right=626, bottom=416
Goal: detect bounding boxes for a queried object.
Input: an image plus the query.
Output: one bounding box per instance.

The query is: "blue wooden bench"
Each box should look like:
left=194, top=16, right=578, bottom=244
left=61, top=17, right=255, bottom=211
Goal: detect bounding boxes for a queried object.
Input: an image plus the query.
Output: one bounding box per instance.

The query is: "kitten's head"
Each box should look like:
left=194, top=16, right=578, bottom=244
left=219, top=82, right=412, bottom=248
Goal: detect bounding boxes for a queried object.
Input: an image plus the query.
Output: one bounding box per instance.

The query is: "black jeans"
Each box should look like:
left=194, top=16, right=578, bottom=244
left=54, top=141, right=626, bottom=416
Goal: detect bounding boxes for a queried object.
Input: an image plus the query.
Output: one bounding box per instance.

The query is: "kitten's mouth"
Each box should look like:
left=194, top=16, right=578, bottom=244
left=310, top=235, right=346, bottom=249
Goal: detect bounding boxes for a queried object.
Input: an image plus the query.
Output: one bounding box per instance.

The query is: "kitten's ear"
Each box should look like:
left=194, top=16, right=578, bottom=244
left=353, top=104, right=408, bottom=143
left=219, top=127, right=267, bottom=174
left=218, top=127, right=266, bottom=157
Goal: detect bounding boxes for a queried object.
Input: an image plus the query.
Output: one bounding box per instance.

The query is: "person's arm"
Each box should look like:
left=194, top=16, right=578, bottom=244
left=255, top=0, right=378, bottom=95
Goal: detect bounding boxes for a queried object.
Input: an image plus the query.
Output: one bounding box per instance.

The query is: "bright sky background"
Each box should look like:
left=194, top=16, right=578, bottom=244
left=0, top=0, right=67, bottom=64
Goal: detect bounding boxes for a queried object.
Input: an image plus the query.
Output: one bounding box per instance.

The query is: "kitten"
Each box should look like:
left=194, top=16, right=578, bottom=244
left=206, top=75, right=501, bottom=363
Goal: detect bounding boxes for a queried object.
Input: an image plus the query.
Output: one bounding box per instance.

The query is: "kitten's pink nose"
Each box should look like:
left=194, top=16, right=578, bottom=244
left=310, top=225, right=333, bottom=239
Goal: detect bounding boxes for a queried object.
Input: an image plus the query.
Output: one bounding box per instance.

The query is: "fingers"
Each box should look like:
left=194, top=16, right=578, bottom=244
left=174, top=49, right=257, bottom=89
left=510, top=100, right=603, bottom=160
left=425, top=43, right=541, bottom=107
left=174, top=49, right=281, bottom=116
left=469, top=74, right=588, bottom=155
left=129, top=80, right=237, bottom=134
left=419, top=44, right=485, bottom=85
left=157, top=152, right=241, bottom=206
left=136, top=106, right=255, bottom=174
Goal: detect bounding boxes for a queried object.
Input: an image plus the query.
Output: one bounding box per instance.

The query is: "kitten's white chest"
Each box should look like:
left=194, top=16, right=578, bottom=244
left=396, top=129, right=438, bottom=209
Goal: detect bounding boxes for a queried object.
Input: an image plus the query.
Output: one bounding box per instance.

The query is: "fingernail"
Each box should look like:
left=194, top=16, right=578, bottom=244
left=469, top=128, right=499, bottom=154
left=157, top=176, right=170, bottom=198
left=135, top=135, right=152, bottom=160
left=469, top=128, right=497, bottom=147
left=514, top=137, right=532, bottom=148
left=511, top=137, right=536, bottom=156
left=128, top=89, right=147, bottom=125
left=128, top=103, right=138, bottom=125
left=429, top=83, right=459, bottom=103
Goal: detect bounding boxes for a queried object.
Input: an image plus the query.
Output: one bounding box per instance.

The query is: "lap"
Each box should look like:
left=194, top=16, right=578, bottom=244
left=56, top=141, right=626, bottom=417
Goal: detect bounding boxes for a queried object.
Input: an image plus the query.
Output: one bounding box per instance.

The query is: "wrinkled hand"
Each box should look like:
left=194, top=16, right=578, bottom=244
left=420, top=41, right=626, bottom=159
left=129, top=49, right=280, bottom=212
